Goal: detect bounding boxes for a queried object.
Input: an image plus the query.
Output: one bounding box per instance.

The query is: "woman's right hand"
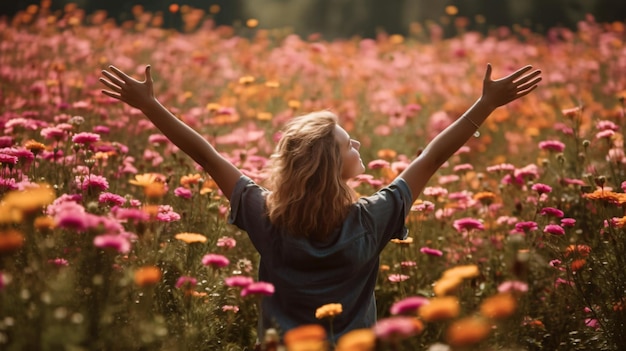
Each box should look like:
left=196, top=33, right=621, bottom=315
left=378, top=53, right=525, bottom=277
left=100, top=65, right=155, bottom=111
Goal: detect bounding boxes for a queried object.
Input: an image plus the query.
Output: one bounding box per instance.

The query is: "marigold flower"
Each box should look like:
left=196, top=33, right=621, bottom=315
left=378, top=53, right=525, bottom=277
left=433, top=276, right=463, bottom=296
left=418, top=296, right=460, bottom=322
left=24, top=140, right=46, bottom=154
left=315, top=303, right=343, bottom=319
left=174, top=232, right=207, bottom=244
left=373, top=316, right=423, bottom=341
left=473, top=191, right=496, bottom=205
left=2, top=185, right=56, bottom=214
left=335, top=328, right=375, bottom=351
left=565, top=244, right=591, bottom=257
left=144, top=182, right=167, bottom=198
left=446, top=316, right=492, bottom=347
left=582, top=189, right=621, bottom=203
left=180, top=173, right=202, bottom=188
left=134, top=266, right=162, bottom=286
left=442, top=264, right=480, bottom=280
left=390, top=237, right=413, bottom=245
left=283, top=324, right=327, bottom=349
left=0, top=229, right=24, bottom=253
left=480, top=292, right=517, bottom=319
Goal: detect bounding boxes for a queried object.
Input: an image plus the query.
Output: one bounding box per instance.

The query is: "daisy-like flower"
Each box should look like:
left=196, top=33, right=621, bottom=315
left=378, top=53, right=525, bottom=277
left=174, top=232, right=207, bottom=244
left=315, top=303, right=343, bottom=319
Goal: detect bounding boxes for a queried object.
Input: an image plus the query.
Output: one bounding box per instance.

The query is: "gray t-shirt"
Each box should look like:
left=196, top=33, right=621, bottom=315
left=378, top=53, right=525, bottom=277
left=228, top=175, right=412, bottom=342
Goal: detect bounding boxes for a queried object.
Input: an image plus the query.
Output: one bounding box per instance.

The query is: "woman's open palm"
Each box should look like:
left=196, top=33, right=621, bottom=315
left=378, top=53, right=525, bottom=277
left=481, top=64, right=542, bottom=109
left=100, top=65, right=154, bottom=110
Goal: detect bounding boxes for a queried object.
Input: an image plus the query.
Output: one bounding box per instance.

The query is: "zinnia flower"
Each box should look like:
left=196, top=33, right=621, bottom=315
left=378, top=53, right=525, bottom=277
left=452, top=218, right=484, bottom=232
left=241, top=281, right=275, bottom=297
left=76, top=174, right=109, bottom=192
left=538, top=140, right=565, bottom=152
left=93, top=234, right=131, bottom=253
left=531, top=183, right=552, bottom=194
left=539, top=207, right=564, bottom=218
left=72, top=132, right=100, bottom=144
left=420, top=247, right=443, bottom=257
left=543, top=224, right=565, bottom=236
left=373, top=316, right=424, bottom=341
left=201, top=254, right=230, bottom=268
left=224, top=275, right=254, bottom=288
left=390, top=296, right=430, bottom=315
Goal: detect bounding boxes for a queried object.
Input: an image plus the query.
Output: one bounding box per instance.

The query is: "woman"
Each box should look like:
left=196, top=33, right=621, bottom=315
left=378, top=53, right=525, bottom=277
left=100, top=63, right=541, bottom=343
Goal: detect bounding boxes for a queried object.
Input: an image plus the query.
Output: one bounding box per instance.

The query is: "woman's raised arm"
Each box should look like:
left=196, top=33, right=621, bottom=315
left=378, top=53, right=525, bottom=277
left=398, top=64, right=542, bottom=203
left=100, top=65, right=242, bottom=200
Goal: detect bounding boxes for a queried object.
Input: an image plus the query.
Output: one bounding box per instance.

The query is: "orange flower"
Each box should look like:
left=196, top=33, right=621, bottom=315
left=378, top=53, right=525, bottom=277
left=446, top=316, right=492, bottom=347
left=134, top=266, right=162, bottom=286
left=564, top=244, right=591, bottom=257
left=283, top=324, right=327, bottom=349
left=418, top=296, right=460, bottom=322
left=24, top=140, right=46, bottom=154
left=174, top=232, right=207, bottom=244
left=288, top=99, right=301, bottom=110
left=129, top=173, right=164, bottom=187
left=238, top=75, right=255, bottom=85
left=2, top=185, right=56, bottom=214
left=570, top=259, right=586, bottom=272
left=480, top=293, right=517, bottom=320
left=144, top=182, right=167, bottom=199
left=473, top=191, right=496, bottom=206
left=442, top=264, right=480, bottom=280
left=582, top=189, right=621, bottom=203
left=315, top=303, right=343, bottom=319
left=0, top=229, right=25, bottom=253
left=377, top=149, right=397, bottom=160
left=335, top=329, right=375, bottom=351
left=34, top=215, right=56, bottom=233
left=180, top=173, right=202, bottom=188
left=433, top=276, right=463, bottom=296
left=390, top=237, right=413, bottom=245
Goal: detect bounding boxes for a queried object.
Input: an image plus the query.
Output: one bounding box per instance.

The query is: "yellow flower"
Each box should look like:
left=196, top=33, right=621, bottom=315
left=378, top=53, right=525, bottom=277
left=315, top=303, right=343, bottom=319
left=129, top=173, right=163, bottom=187
left=2, top=185, right=56, bottom=214
left=174, top=232, right=207, bottom=244
left=480, top=293, right=517, bottom=320
left=335, top=329, right=375, bottom=351
left=288, top=99, right=301, bottom=110
left=446, top=316, right=492, bottom=347
left=418, top=296, right=460, bottom=322
left=256, top=112, right=273, bottom=121
left=134, top=266, right=162, bottom=286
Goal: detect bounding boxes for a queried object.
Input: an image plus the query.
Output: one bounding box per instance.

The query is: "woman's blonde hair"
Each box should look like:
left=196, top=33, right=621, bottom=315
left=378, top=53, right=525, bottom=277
left=266, top=111, right=354, bottom=240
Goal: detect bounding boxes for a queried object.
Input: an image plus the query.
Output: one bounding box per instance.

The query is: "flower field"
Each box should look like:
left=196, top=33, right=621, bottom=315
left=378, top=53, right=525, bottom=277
left=1, top=4, right=625, bottom=351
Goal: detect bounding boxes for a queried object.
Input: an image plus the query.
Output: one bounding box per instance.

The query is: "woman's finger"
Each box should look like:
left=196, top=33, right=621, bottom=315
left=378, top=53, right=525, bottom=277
left=99, top=77, right=121, bottom=92
left=505, top=65, right=533, bottom=81
left=101, top=69, right=126, bottom=87
left=108, top=65, right=133, bottom=83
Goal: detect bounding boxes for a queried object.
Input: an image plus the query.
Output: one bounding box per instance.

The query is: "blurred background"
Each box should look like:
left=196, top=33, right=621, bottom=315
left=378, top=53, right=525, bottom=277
left=1, top=0, right=625, bottom=38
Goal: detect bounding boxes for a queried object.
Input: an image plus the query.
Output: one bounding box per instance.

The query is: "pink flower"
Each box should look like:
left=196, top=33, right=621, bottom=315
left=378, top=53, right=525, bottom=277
left=75, top=174, right=109, bottom=192
left=156, top=205, right=180, bottom=222
left=217, top=236, right=237, bottom=249
left=412, top=201, right=435, bottom=212
left=72, top=132, right=100, bottom=144
left=373, top=316, right=423, bottom=341
left=538, top=140, right=565, bottom=152
left=420, top=247, right=443, bottom=257
left=224, top=276, right=254, bottom=288
left=98, top=192, right=127, bottom=206
left=595, top=130, right=615, bottom=139
left=452, top=218, right=484, bottom=232
left=113, top=207, right=150, bottom=222
left=453, top=163, right=473, bottom=172
left=585, top=318, right=600, bottom=329
left=497, top=280, right=528, bottom=293
left=388, top=274, right=410, bottom=283
left=148, top=134, right=170, bottom=145
left=423, top=186, right=448, bottom=197
left=390, top=296, right=430, bottom=315
left=174, top=187, right=192, bottom=199
left=241, top=281, right=275, bottom=297
left=222, top=305, right=239, bottom=313
left=515, top=221, right=538, bottom=233
left=202, top=254, right=230, bottom=268
left=40, top=126, right=66, bottom=141
left=400, top=261, right=417, bottom=268
left=560, top=218, right=576, bottom=227
left=0, top=153, right=18, bottom=165
left=48, top=258, right=69, bottom=267
left=539, top=207, right=564, bottom=218
left=486, top=163, right=516, bottom=173
left=176, top=276, right=197, bottom=289
left=93, top=234, right=131, bottom=253
left=368, top=159, right=390, bottom=169
left=531, top=183, right=552, bottom=194
left=543, top=224, right=565, bottom=236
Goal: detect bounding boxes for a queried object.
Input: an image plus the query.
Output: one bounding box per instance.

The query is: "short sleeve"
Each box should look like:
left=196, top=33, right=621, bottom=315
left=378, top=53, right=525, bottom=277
left=356, top=177, right=413, bottom=246
left=228, top=175, right=272, bottom=254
